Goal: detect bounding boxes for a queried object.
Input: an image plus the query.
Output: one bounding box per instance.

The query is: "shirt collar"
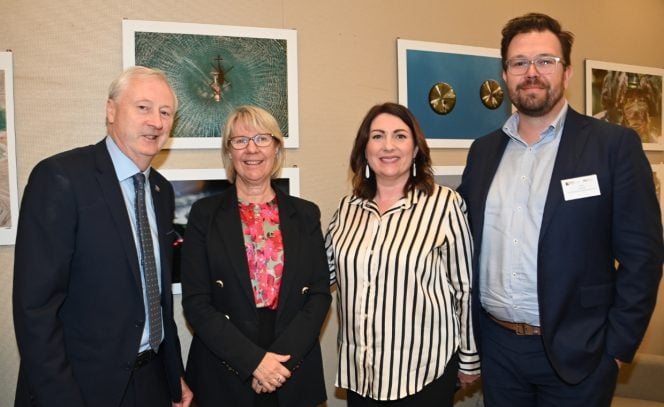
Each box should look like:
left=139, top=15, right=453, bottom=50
left=351, top=187, right=421, bottom=213
left=503, top=101, right=569, bottom=145
left=105, top=136, right=151, bottom=182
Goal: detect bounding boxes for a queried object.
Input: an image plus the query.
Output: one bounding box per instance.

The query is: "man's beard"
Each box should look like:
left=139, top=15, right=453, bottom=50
left=510, top=77, right=564, bottom=117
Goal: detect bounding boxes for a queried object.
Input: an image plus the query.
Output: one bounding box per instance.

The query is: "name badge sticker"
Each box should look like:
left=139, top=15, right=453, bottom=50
left=561, top=174, right=601, bottom=201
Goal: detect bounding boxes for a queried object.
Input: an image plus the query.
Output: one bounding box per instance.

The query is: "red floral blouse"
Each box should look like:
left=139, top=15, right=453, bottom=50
left=239, top=197, right=284, bottom=310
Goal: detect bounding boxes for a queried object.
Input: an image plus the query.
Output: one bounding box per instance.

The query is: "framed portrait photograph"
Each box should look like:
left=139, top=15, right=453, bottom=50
left=123, top=20, right=299, bottom=149
left=433, top=165, right=465, bottom=189
left=397, top=39, right=511, bottom=149
left=585, top=60, right=663, bottom=150
left=159, top=167, right=300, bottom=293
left=0, top=51, right=19, bottom=245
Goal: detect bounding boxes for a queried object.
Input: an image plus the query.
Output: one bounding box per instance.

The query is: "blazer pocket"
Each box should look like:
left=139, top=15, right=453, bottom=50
left=579, top=283, right=615, bottom=308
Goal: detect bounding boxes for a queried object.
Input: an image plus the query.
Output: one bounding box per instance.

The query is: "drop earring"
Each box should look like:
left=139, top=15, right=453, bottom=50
left=412, top=162, right=417, bottom=177
left=365, top=164, right=370, bottom=179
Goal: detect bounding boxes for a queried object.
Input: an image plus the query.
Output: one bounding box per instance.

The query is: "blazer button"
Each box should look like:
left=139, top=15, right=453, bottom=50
left=135, top=320, right=143, bottom=328
left=301, top=286, right=309, bottom=295
left=215, top=280, right=224, bottom=288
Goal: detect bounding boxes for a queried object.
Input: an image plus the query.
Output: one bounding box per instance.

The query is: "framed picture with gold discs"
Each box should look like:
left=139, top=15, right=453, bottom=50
left=397, top=40, right=511, bottom=148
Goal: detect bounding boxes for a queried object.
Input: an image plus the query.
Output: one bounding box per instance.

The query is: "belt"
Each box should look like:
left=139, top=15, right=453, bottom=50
left=133, top=349, right=158, bottom=370
left=489, top=314, right=541, bottom=336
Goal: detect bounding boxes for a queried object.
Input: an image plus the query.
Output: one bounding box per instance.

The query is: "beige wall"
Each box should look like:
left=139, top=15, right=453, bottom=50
left=1, top=1, right=663, bottom=405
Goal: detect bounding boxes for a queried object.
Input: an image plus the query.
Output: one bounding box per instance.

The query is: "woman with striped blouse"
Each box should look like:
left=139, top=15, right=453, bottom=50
left=326, top=102, right=480, bottom=406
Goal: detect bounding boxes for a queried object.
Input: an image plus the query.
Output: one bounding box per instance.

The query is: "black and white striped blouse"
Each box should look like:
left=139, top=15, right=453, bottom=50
left=325, top=184, right=480, bottom=401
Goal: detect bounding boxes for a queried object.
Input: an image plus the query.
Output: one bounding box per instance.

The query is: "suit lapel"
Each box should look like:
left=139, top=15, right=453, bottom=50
left=475, top=132, right=510, bottom=243
left=149, top=171, right=173, bottom=288
left=93, top=141, right=142, bottom=289
left=539, top=108, right=592, bottom=241
left=215, top=186, right=258, bottom=308
left=273, top=186, right=299, bottom=322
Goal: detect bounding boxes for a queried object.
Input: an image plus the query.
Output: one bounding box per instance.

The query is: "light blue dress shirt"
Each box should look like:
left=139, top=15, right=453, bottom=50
left=479, top=103, right=568, bottom=326
left=105, top=136, right=164, bottom=352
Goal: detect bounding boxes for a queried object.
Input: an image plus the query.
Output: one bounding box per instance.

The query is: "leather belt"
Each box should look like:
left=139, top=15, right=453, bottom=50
left=489, top=314, right=541, bottom=336
left=133, top=349, right=158, bottom=370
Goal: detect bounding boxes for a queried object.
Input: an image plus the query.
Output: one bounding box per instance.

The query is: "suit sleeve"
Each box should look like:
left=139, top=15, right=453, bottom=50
left=181, top=200, right=266, bottom=380
left=13, top=159, right=86, bottom=406
left=607, top=128, right=664, bottom=362
left=267, top=203, right=332, bottom=372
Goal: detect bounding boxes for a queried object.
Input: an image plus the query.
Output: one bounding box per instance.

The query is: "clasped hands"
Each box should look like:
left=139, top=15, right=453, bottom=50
left=252, top=352, right=292, bottom=394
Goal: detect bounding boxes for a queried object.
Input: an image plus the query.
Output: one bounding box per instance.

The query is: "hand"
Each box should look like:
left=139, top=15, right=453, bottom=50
left=172, top=377, right=193, bottom=407
left=253, top=352, right=292, bottom=392
left=251, top=377, right=265, bottom=394
left=457, top=372, right=481, bottom=390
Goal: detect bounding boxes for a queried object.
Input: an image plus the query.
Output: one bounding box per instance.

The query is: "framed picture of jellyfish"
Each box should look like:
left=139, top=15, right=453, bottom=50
left=397, top=39, right=512, bottom=149
left=123, top=20, right=299, bottom=149
left=159, top=167, right=300, bottom=293
left=585, top=60, right=663, bottom=151
left=0, top=51, right=19, bottom=245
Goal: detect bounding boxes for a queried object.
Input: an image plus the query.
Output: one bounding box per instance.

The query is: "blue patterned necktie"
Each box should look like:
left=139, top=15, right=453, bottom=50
left=133, top=173, right=162, bottom=351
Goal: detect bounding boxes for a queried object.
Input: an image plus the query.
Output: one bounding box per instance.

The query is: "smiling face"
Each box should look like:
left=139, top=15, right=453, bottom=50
left=228, top=122, right=279, bottom=190
left=365, top=113, right=417, bottom=188
left=106, top=76, right=175, bottom=171
left=503, top=30, right=572, bottom=119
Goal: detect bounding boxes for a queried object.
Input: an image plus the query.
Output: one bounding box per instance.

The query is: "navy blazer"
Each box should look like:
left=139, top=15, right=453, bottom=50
left=181, top=184, right=330, bottom=407
left=458, top=108, right=663, bottom=384
left=13, top=140, right=184, bottom=406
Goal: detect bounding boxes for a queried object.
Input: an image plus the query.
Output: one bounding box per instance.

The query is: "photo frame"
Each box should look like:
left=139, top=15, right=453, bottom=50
left=585, top=60, right=664, bottom=151
left=123, top=20, right=299, bottom=149
left=433, top=165, right=465, bottom=189
left=0, top=51, right=19, bottom=245
left=397, top=39, right=511, bottom=149
left=159, top=167, right=300, bottom=293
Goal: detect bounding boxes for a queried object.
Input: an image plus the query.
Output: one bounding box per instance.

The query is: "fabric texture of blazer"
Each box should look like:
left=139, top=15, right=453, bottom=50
left=13, top=140, right=184, bottom=406
left=182, top=183, right=331, bottom=407
left=458, top=108, right=664, bottom=384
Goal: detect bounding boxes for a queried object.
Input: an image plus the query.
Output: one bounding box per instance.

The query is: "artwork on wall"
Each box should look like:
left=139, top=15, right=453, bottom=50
left=586, top=60, right=663, bottom=151
left=0, top=51, right=19, bottom=245
left=123, top=20, right=299, bottom=149
left=433, top=165, right=464, bottom=190
left=397, top=39, right=512, bottom=149
left=159, top=167, right=300, bottom=293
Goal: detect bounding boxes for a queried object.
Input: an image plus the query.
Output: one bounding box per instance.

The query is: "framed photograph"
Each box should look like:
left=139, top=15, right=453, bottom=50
left=0, top=51, right=19, bottom=245
left=123, top=20, right=299, bottom=149
left=159, top=167, right=300, bottom=293
left=397, top=39, right=511, bottom=149
left=433, top=165, right=464, bottom=189
left=652, top=163, right=664, bottom=227
left=585, top=60, right=663, bottom=150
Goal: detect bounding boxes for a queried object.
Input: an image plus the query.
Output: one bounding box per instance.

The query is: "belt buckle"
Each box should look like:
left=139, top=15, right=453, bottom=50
left=515, top=323, right=526, bottom=335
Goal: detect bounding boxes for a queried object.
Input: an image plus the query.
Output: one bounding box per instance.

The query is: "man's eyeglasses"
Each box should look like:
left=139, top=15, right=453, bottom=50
left=228, top=134, right=275, bottom=150
left=505, top=56, right=563, bottom=75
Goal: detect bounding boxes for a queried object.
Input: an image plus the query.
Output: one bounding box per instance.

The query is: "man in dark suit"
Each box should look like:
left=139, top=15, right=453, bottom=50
left=458, top=13, right=663, bottom=406
left=13, top=66, right=193, bottom=407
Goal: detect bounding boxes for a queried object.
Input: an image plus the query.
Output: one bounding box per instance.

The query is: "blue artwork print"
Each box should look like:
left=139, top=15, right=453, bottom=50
left=406, top=49, right=511, bottom=142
